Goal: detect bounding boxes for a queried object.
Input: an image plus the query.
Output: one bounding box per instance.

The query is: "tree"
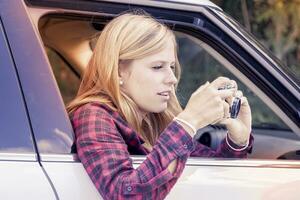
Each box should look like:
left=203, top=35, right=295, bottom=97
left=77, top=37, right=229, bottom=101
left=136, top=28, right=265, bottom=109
left=212, top=0, right=300, bottom=78
left=254, top=0, right=300, bottom=61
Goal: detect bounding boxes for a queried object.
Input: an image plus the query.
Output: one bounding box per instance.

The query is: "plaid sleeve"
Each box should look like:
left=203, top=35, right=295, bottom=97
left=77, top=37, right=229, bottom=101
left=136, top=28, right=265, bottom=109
left=71, top=104, right=194, bottom=200
left=190, top=133, right=254, bottom=158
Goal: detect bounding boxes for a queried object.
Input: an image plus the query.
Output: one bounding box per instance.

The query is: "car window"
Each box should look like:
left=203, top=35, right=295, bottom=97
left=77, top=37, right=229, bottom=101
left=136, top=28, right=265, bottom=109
left=175, top=32, right=289, bottom=130
left=39, top=15, right=300, bottom=160
left=42, top=16, right=288, bottom=130
left=0, top=19, right=34, bottom=153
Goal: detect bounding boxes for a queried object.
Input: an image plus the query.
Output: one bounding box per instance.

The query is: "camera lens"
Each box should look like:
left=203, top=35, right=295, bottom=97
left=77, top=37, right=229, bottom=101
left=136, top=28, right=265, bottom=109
left=230, top=97, right=241, bottom=118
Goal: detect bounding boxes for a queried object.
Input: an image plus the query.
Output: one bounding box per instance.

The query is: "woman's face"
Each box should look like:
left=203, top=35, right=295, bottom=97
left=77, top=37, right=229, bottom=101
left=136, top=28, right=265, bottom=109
left=119, top=38, right=178, bottom=115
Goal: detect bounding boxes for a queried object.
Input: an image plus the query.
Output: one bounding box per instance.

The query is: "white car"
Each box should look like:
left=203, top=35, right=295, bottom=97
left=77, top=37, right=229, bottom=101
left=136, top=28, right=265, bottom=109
left=0, top=0, right=299, bottom=199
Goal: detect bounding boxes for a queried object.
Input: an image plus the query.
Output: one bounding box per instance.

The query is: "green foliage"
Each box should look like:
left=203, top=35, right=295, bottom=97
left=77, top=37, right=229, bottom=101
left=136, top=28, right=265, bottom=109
left=212, top=0, right=300, bottom=79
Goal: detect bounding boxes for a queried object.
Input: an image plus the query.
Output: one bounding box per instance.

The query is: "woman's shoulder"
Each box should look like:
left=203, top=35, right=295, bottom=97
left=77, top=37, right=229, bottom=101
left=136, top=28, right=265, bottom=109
left=70, top=102, right=118, bottom=121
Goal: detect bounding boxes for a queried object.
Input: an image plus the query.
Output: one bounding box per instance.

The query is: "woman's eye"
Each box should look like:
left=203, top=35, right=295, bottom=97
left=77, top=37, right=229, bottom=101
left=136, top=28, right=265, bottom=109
left=152, top=65, right=163, bottom=70
left=170, top=65, right=175, bottom=70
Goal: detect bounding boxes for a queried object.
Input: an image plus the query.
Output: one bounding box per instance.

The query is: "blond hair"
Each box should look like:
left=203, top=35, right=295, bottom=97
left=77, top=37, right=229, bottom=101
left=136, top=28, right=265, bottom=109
left=67, top=12, right=182, bottom=145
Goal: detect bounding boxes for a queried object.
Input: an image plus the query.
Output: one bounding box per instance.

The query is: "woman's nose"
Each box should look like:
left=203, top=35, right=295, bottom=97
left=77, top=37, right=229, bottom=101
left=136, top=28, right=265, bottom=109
left=165, top=68, right=178, bottom=85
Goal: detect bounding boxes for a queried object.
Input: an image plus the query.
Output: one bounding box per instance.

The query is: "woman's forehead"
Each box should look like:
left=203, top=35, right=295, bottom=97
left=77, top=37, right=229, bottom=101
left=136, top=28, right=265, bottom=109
left=136, top=39, right=175, bottom=63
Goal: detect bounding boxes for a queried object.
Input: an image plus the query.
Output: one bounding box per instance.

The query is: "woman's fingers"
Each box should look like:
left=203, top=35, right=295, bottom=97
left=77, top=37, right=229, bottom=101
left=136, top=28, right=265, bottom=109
left=185, top=77, right=244, bottom=128
left=218, top=89, right=236, bottom=99
left=211, top=77, right=237, bottom=89
left=210, top=77, right=230, bottom=88
left=217, top=101, right=231, bottom=125
left=235, top=90, right=243, bottom=98
left=241, top=96, right=249, bottom=106
left=193, top=81, right=210, bottom=95
left=194, top=77, right=238, bottom=100
left=223, top=101, right=230, bottom=119
left=210, top=77, right=238, bottom=99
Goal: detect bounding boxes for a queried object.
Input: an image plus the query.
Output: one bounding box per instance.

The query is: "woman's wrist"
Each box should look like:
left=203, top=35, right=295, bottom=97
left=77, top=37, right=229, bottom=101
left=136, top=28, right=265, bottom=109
left=226, top=133, right=249, bottom=151
left=227, top=132, right=249, bottom=147
left=177, top=111, right=207, bottom=130
left=173, top=113, right=195, bottom=136
left=173, top=117, right=196, bottom=137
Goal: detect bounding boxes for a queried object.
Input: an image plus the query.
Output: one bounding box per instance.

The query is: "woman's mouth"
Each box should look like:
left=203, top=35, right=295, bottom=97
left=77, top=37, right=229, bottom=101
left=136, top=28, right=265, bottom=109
left=157, top=91, right=170, bottom=99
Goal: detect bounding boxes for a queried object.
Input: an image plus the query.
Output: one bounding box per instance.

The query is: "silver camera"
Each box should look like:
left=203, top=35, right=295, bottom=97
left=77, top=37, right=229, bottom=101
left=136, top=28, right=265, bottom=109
left=218, top=85, right=241, bottom=119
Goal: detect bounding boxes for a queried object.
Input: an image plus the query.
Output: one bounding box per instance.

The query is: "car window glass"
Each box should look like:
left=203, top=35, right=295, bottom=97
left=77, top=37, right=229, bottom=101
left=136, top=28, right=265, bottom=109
left=0, top=20, right=34, bottom=153
left=46, top=47, right=80, bottom=105
left=175, top=32, right=289, bottom=130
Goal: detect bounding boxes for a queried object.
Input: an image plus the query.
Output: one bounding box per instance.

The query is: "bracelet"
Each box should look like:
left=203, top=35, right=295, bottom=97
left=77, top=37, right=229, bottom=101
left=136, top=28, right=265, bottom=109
left=226, top=133, right=249, bottom=151
left=173, top=117, right=197, bottom=134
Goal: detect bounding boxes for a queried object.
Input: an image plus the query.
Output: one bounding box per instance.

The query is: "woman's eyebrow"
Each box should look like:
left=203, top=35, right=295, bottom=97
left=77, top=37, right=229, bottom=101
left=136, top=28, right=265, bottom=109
left=150, top=60, right=175, bottom=65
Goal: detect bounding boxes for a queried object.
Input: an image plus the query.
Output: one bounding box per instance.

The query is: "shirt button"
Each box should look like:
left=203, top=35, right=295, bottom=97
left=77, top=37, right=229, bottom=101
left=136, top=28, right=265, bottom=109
left=183, top=144, right=188, bottom=149
left=127, top=186, right=132, bottom=192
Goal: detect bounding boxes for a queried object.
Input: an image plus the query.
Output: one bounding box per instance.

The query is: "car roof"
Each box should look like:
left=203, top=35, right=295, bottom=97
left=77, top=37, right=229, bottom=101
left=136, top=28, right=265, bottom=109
left=94, top=0, right=222, bottom=11
left=152, top=0, right=221, bottom=9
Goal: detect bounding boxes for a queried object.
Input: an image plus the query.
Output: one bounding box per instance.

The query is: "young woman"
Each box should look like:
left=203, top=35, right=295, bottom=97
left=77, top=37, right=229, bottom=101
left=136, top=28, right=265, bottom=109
left=68, top=11, right=253, bottom=200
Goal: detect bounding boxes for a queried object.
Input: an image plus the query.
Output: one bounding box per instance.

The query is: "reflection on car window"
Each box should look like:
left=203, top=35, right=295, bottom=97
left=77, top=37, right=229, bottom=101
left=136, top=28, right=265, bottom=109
left=46, top=47, right=80, bottom=105
left=0, top=21, right=34, bottom=153
left=175, top=32, right=289, bottom=130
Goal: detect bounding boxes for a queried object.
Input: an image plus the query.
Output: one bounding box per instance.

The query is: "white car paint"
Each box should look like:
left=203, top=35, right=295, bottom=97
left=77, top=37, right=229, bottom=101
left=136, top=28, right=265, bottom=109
left=0, top=160, right=56, bottom=199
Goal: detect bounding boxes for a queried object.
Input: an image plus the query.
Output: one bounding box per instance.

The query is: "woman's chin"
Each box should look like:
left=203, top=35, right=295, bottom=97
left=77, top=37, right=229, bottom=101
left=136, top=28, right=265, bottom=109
left=140, top=102, right=168, bottom=114
left=152, top=104, right=168, bottom=113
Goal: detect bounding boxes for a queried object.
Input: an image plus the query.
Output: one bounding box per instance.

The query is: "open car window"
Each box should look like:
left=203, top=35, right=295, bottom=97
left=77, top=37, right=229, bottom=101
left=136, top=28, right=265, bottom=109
left=39, top=14, right=300, bottom=160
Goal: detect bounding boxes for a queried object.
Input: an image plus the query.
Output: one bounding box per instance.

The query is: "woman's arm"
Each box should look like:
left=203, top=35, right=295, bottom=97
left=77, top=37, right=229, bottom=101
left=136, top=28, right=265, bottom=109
left=190, top=133, right=254, bottom=158
left=71, top=104, right=194, bottom=200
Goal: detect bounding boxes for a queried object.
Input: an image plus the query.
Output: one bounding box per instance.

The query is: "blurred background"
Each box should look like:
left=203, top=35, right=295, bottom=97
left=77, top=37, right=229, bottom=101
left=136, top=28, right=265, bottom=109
left=212, top=0, right=300, bottom=78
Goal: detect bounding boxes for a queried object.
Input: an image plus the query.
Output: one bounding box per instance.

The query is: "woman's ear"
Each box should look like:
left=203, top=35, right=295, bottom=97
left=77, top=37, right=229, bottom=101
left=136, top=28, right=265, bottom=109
left=118, top=60, right=131, bottom=81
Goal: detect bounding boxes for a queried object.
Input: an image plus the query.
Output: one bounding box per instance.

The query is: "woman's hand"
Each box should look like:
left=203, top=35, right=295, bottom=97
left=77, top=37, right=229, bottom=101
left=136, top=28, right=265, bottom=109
left=177, top=77, right=238, bottom=132
left=177, top=76, right=252, bottom=145
left=219, top=90, right=252, bottom=146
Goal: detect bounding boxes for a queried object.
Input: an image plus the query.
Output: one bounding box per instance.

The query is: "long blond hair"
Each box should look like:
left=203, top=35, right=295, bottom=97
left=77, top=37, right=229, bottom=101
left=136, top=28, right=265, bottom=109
left=67, top=11, right=182, bottom=145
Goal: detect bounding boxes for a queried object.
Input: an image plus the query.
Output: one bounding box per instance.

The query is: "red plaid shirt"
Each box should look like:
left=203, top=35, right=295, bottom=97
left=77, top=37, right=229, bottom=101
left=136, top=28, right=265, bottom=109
left=70, top=103, right=253, bottom=200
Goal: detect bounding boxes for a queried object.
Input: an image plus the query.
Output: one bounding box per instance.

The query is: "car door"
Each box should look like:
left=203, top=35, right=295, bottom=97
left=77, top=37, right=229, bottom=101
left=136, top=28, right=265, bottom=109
left=0, top=11, right=56, bottom=200
left=24, top=0, right=300, bottom=199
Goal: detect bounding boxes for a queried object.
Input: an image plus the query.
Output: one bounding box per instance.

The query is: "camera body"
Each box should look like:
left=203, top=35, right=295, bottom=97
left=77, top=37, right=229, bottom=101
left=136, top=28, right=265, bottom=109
left=218, top=85, right=241, bottom=119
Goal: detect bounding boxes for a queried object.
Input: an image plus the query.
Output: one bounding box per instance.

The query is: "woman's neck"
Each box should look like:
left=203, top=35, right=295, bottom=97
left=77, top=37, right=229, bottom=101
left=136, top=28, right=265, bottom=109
left=136, top=108, right=148, bottom=124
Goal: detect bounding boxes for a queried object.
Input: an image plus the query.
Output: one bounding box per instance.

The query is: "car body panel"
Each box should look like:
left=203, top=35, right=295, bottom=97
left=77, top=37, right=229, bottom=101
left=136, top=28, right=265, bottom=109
left=132, top=157, right=300, bottom=199
left=41, top=159, right=102, bottom=200
left=166, top=165, right=300, bottom=200
left=0, top=160, right=56, bottom=199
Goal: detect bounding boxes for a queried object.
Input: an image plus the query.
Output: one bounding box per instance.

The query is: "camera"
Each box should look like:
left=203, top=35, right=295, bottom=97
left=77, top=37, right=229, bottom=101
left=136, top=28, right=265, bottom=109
left=218, top=85, right=241, bottom=119
left=229, top=97, right=241, bottom=118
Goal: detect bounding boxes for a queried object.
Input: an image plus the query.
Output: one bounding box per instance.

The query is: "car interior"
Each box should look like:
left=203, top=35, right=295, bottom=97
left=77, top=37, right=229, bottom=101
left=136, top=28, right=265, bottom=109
left=37, top=12, right=300, bottom=160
